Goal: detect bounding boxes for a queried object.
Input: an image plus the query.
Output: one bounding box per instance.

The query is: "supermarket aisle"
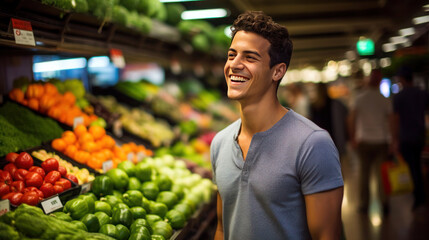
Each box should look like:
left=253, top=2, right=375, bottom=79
left=341, top=147, right=429, bottom=240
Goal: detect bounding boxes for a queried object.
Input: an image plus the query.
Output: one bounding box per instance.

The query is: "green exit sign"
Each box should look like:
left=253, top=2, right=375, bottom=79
left=357, top=38, right=375, bottom=56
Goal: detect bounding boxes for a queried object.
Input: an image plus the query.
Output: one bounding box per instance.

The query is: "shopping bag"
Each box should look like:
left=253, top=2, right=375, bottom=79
left=381, top=155, right=414, bottom=196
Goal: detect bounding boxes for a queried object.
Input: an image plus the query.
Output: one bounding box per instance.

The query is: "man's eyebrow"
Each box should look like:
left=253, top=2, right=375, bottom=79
left=228, top=48, right=262, bottom=58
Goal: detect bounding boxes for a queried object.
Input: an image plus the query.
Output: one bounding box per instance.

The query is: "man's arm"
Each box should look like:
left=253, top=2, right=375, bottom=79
left=214, top=192, right=224, bottom=240
left=305, top=187, right=344, bottom=240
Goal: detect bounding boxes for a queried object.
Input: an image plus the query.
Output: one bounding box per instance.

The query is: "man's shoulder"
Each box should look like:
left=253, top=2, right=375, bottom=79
left=212, top=119, right=241, bottom=146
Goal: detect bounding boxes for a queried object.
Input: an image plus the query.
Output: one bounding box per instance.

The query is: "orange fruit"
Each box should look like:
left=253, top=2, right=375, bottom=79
left=74, top=151, right=90, bottom=164
left=51, top=138, right=67, bottom=152
left=64, top=144, right=78, bottom=158
left=89, top=125, right=106, bottom=140
left=101, top=135, right=116, bottom=149
left=74, top=124, right=87, bottom=138
left=87, top=156, right=102, bottom=170
left=81, top=141, right=97, bottom=153
left=62, top=131, right=77, bottom=144
left=100, top=149, right=114, bottom=161
left=27, top=98, right=39, bottom=111
left=79, top=132, right=94, bottom=145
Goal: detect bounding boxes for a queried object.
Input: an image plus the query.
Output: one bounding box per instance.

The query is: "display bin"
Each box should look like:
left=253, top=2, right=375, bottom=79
left=0, top=146, right=81, bottom=211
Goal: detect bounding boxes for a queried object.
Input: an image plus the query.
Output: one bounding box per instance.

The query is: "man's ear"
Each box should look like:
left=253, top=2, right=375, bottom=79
left=272, top=63, right=287, bottom=82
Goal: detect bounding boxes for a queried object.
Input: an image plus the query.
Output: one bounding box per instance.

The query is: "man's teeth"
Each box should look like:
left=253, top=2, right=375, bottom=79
left=230, top=76, right=248, bottom=82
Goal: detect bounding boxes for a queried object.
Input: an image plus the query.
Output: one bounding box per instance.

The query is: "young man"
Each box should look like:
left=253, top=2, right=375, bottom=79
left=210, top=11, right=344, bottom=240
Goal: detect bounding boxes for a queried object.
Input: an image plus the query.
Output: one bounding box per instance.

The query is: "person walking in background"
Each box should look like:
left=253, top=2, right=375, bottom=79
left=210, top=11, right=343, bottom=240
left=281, top=82, right=310, bottom=118
left=392, top=66, right=428, bottom=210
left=348, top=69, right=394, bottom=214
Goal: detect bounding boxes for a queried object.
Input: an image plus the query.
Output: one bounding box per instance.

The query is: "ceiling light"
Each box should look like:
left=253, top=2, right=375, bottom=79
left=424, top=4, right=429, bottom=11
left=224, top=25, right=232, bottom=38
left=382, top=43, right=396, bottom=52
left=390, top=36, right=408, bottom=44
left=33, top=58, right=87, bottom=72
left=399, top=27, right=415, bottom=36
left=181, top=8, right=229, bottom=20
left=413, top=15, right=429, bottom=24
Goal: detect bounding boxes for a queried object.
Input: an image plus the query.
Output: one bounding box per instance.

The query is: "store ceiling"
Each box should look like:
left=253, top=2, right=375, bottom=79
left=181, top=0, right=428, bottom=70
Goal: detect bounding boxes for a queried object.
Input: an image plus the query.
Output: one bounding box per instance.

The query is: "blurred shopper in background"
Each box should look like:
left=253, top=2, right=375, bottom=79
left=348, top=69, right=394, bottom=214
left=281, top=82, right=310, bottom=118
left=392, top=66, right=428, bottom=210
left=211, top=11, right=344, bottom=240
left=309, top=83, right=348, bottom=157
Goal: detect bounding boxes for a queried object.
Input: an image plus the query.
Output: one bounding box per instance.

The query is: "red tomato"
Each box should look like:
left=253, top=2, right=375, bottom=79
left=25, top=172, right=43, bottom=188
left=66, top=174, right=79, bottom=184
left=41, top=158, right=59, bottom=173
left=29, top=166, right=46, bottom=179
left=13, top=169, right=28, bottom=181
left=2, top=192, right=23, bottom=206
left=0, top=182, right=10, bottom=197
left=10, top=181, right=25, bottom=193
left=0, top=170, right=13, bottom=184
left=40, top=182, right=55, bottom=198
left=15, top=152, right=33, bottom=170
left=55, top=178, right=72, bottom=191
left=44, top=171, right=61, bottom=184
left=20, top=191, right=39, bottom=206
left=5, top=152, right=19, bottom=163
left=3, top=163, right=17, bottom=176
left=58, top=165, right=67, bottom=177
left=53, top=184, right=64, bottom=194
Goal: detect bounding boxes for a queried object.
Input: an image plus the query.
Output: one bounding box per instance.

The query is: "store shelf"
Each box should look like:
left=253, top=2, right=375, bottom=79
left=0, top=0, right=223, bottom=69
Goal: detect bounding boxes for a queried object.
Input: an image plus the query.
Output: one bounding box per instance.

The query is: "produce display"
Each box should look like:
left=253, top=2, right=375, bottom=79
left=0, top=152, right=76, bottom=206
left=8, top=81, right=100, bottom=127
left=31, top=149, right=96, bottom=184
left=50, top=124, right=153, bottom=172
left=0, top=102, right=63, bottom=157
left=95, top=95, right=175, bottom=147
left=59, top=154, right=215, bottom=239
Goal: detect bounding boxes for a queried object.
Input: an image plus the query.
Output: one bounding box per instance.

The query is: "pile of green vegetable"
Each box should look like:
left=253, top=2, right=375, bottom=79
left=0, top=102, right=64, bottom=157
left=0, top=204, right=115, bottom=240
left=59, top=155, right=215, bottom=239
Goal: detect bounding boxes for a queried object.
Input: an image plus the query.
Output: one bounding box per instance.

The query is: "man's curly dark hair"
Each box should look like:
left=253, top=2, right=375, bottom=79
left=231, top=11, right=293, bottom=69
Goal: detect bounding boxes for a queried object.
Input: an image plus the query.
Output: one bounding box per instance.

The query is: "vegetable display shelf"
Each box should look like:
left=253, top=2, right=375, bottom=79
left=0, top=0, right=222, bottom=69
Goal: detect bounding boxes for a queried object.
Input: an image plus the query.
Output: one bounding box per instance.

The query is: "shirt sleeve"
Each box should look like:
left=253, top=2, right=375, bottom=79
left=297, top=130, right=344, bottom=195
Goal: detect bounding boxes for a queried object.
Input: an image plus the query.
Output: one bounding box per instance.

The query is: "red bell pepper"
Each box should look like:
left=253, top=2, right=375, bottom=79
left=15, top=152, right=33, bottom=170
left=53, top=184, right=64, bottom=194
left=66, top=174, right=79, bottom=184
left=29, top=166, right=46, bottom=179
left=3, top=163, right=17, bottom=176
left=41, top=158, right=59, bottom=173
left=10, top=181, right=25, bottom=193
left=25, top=172, right=43, bottom=188
left=20, top=191, right=39, bottom=206
left=2, top=192, right=23, bottom=205
left=0, top=182, right=10, bottom=197
left=40, top=182, right=55, bottom=198
left=58, top=165, right=67, bottom=177
left=5, top=152, right=19, bottom=163
left=55, top=178, right=72, bottom=191
left=0, top=170, right=13, bottom=185
left=13, top=169, right=28, bottom=181
left=44, top=171, right=61, bottom=184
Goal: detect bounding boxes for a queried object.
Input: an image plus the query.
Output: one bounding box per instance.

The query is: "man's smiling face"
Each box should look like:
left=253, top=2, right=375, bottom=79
left=224, top=31, right=276, bottom=103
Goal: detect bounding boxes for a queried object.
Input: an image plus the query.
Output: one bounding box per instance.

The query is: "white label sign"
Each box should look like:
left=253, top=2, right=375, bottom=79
left=0, top=199, right=10, bottom=216
left=73, top=116, right=84, bottom=129
left=80, top=182, right=92, bottom=194
left=137, top=151, right=145, bottom=162
left=11, top=18, right=35, bottom=46
left=41, top=195, right=63, bottom=214
left=102, top=160, right=113, bottom=173
left=127, top=152, right=134, bottom=162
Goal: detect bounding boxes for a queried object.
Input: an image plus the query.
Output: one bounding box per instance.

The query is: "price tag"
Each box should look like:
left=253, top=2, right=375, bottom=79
left=127, top=153, right=134, bottom=162
left=73, top=116, right=84, bottom=129
left=0, top=199, right=10, bottom=216
left=11, top=18, right=35, bottom=46
left=110, top=48, right=125, bottom=68
left=113, top=120, right=123, bottom=137
left=41, top=195, right=63, bottom=214
left=80, top=182, right=92, bottom=194
left=137, top=151, right=146, bottom=162
left=102, top=160, right=113, bottom=173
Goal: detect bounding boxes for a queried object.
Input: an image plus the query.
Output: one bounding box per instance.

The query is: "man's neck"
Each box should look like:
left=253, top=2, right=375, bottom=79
left=239, top=98, right=288, bottom=137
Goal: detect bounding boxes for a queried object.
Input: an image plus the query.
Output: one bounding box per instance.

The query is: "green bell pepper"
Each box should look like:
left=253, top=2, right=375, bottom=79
left=151, top=235, right=166, bottom=240
left=131, top=226, right=151, bottom=238
left=135, top=162, right=152, bottom=182
left=116, top=224, right=130, bottom=240
left=77, top=194, right=95, bottom=213
left=128, top=232, right=150, bottom=240
left=165, top=209, right=185, bottom=229
left=92, top=175, right=114, bottom=198
left=117, top=161, right=136, bottom=177
left=155, top=175, right=172, bottom=192
left=106, top=168, right=129, bottom=191
left=130, top=206, right=147, bottom=220
left=95, top=200, right=112, bottom=216
left=128, top=177, right=142, bottom=190
left=130, top=218, right=152, bottom=234
left=50, top=211, right=73, bottom=222
left=112, top=207, right=134, bottom=228
left=123, top=190, right=143, bottom=207
left=113, top=203, right=130, bottom=212
left=156, top=191, right=178, bottom=210
left=101, top=195, right=123, bottom=208
left=94, top=211, right=111, bottom=226
left=152, top=221, right=173, bottom=240
left=141, top=182, right=159, bottom=201
left=113, top=190, right=124, bottom=200
left=63, top=198, right=90, bottom=220
left=80, top=213, right=100, bottom=232
left=146, top=214, right=162, bottom=227
left=71, top=220, right=88, bottom=231
left=99, top=224, right=118, bottom=239
left=149, top=202, right=168, bottom=218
